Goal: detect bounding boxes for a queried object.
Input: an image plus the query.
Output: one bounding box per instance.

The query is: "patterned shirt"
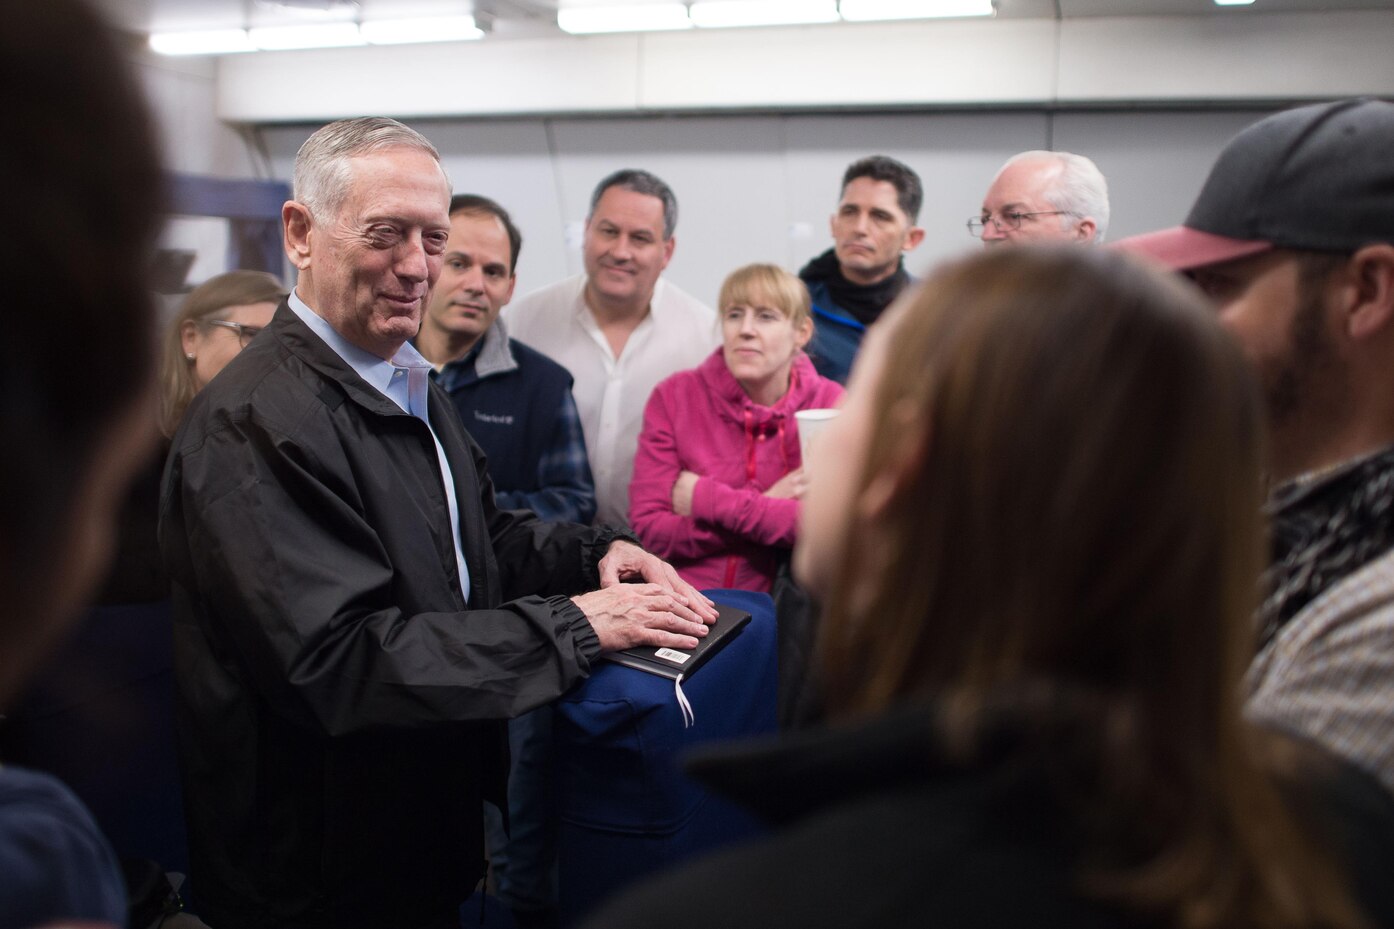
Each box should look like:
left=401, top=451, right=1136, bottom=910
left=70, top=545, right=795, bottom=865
left=1246, top=444, right=1394, bottom=796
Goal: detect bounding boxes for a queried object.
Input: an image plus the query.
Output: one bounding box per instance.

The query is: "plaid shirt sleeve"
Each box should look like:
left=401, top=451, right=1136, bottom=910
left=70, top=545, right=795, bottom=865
left=493, top=388, right=597, bottom=525
left=1245, top=546, right=1394, bottom=796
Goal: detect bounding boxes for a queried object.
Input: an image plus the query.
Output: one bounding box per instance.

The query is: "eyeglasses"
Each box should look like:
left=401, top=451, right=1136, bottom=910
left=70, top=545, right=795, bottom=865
left=967, top=211, right=1073, bottom=237
left=205, top=318, right=263, bottom=349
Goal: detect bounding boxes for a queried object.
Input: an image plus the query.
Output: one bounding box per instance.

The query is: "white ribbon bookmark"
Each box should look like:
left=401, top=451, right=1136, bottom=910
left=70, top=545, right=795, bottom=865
left=675, top=675, right=694, bottom=728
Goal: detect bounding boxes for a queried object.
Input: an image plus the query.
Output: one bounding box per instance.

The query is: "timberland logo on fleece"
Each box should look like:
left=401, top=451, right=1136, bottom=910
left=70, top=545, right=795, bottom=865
left=473, top=411, right=515, bottom=425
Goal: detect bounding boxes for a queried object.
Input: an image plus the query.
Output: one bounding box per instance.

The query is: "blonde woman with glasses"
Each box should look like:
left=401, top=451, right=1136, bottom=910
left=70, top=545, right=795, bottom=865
left=159, top=270, right=284, bottom=436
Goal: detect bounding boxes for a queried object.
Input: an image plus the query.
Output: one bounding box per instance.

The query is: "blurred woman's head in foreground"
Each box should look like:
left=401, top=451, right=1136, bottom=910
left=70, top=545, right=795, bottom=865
left=795, top=246, right=1364, bottom=929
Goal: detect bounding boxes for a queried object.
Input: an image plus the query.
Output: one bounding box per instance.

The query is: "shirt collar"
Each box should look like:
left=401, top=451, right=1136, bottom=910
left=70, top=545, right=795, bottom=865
left=473, top=317, right=517, bottom=379
left=577, top=276, right=664, bottom=324
left=430, top=339, right=483, bottom=393
left=1268, top=443, right=1394, bottom=514
left=423, top=318, right=518, bottom=393
left=288, top=289, right=432, bottom=398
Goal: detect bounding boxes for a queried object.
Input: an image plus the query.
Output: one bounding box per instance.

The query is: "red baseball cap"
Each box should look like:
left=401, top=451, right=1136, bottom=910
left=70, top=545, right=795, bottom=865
left=1114, top=98, right=1394, bottom=272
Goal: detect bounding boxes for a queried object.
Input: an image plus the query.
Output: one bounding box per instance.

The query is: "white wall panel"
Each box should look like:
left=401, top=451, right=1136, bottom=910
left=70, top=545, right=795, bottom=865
left=216, top=11, right=1391, bottom=122
left=1052, top=109, right=1273, bottom=242
left=531, top=116, right=788, bottom=302
left=137, top=53, right=260, bottom=177
left=1058, top=13, right=1394, bottom=102
left=425, top=120, right=574, bottom=294
left=217, top=36, right=642, bottom=122
left=639, top=20, right=1059, bottom=110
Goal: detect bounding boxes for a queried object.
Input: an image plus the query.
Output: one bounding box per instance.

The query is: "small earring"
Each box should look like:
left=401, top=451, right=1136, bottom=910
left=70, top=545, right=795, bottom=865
left=186, top=353, right=196, bottom=361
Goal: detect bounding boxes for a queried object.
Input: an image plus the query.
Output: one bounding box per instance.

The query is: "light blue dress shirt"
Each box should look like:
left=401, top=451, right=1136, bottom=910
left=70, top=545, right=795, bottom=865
left=288, top=291, right=471, bottom=604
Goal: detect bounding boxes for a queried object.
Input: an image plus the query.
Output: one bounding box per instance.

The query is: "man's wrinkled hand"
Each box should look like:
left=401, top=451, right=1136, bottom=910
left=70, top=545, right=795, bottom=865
left=598, top=540, right=719, bottom=623
left=573, top=583, right=711, bottom=652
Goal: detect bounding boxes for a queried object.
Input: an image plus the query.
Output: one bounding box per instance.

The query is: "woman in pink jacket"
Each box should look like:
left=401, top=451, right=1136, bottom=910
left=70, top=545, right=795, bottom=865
left=629, top=264, right=845, bottom=592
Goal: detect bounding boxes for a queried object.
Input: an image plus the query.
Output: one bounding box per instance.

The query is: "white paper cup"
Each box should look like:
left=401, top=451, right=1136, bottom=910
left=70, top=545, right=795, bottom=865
left=795, top=408, right=839, bottom=474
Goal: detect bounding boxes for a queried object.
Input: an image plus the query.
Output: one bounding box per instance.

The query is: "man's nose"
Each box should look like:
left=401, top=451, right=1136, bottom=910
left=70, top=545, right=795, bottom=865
left=459, top=263, right=485, bottom=294
left=396, top=234, right=430, bottom=281
left=981, top=218, right=1007, bottom=242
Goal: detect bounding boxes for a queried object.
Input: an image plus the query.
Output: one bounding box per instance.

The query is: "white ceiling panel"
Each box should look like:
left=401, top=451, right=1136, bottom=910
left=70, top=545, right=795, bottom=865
left=93, top=0, right=1394, bottom=36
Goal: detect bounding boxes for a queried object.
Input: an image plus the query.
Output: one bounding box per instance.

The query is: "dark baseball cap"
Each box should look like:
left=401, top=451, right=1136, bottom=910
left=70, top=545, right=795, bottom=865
left=1114, top=98, right=1394, bottom=271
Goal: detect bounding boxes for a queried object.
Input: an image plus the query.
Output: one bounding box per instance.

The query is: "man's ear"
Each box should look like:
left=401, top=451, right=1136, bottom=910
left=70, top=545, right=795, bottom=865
left=283, top=200, right=314, bottom=272
left=902, top=226, right=926, bottom=254
left=1343, top=244, right=1394, bottom=342
left=660, top=235, right=676, bottom=271
left=1076, top=217, right=1098, bottom=243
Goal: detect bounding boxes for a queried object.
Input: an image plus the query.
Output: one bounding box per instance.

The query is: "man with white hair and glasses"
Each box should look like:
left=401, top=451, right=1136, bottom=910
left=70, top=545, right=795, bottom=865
left=160, top=117, right=716, bottom=929
left=971, top=150, right=1110, bottom=246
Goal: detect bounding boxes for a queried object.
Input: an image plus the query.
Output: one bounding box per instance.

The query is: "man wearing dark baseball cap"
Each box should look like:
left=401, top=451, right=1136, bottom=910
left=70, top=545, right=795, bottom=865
left=1116, top=97, right=1394, bottom=799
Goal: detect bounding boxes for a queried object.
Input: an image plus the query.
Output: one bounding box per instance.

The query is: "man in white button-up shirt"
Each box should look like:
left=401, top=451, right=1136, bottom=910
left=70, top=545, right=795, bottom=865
left=506, top=170, right=718, bottom=528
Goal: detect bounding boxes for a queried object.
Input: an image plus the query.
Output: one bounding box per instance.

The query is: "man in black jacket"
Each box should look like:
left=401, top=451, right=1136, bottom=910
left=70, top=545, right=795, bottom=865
left=159, top=116, right=715, bottom=929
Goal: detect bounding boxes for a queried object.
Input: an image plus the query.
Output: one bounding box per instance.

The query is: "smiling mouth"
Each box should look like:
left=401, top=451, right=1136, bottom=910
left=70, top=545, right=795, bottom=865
left=381, top=294, right=422, bottom=311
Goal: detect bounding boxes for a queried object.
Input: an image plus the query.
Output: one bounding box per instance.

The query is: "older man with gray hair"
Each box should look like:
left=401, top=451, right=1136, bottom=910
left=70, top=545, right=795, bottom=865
left=971, top=150, right=1110, bottom=246
left=160, top=117, right=716, bottom=929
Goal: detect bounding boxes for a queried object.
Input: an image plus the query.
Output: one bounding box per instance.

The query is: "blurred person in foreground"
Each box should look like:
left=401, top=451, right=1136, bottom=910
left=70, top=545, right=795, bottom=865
left=586, top=247, right=1384, bottom=929
left=0, top=0, right=165, bottom=925
left=629, top=263, right=843, bottom=593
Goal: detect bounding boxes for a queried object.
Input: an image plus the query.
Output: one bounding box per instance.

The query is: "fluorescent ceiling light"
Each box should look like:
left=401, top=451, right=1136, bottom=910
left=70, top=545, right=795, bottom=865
left=150, top=28, right=256, bottom=55
left=557, top=3, right=692, bottom=34
left=690, top=0, right=839, bottom=28
left=361, top=15, right=483, bottom=43
left=838, top=0, right=994, bottom=21
left=248, top=21, right=365, bottom=49
left=255, top=0, right=360, bottom=13
left=1213, top=0, right=1256, bottom=5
